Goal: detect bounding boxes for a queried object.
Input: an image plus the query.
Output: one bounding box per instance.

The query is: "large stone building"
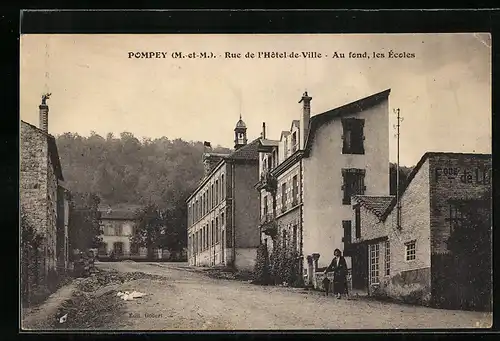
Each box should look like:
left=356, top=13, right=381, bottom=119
left=20, top=95, right=68, bottom=293
left=256, top=89, right=391, bottom=285
left=187, top=117, right=260, bottom=271
left=348, top=152, right=492, bottom=309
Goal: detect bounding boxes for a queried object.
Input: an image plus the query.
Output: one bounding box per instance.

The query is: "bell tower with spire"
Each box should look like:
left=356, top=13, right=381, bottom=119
left=234, top=114, right=248, bottom=150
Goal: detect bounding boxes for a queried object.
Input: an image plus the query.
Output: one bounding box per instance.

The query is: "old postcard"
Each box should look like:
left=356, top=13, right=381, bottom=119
left=20, top=33, right=492, bottom=331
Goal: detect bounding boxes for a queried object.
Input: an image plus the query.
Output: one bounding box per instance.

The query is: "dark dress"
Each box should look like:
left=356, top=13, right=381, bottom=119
left=326, top=256, right=348, bottom=295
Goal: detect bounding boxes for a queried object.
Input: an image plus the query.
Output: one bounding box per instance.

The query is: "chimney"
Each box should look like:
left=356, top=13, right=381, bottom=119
left=299, top=91, right=312, bottom=149
left=262, top=122, right=266, bottom=139
left=39, top=93, right=51, bottom=133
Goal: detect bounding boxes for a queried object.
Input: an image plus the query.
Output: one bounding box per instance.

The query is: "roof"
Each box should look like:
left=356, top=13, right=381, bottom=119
left=99, top=204, right=143, bottom=220
left=304, top=89, right=391, bottom=156
left=21, top=120, right=64, bottom=181
left=226, top=138, right=260, bottom=161
left=380, top=152, right=492, bottom=221
left=352, top=195, right=395, bottom=218
left=259, top=139, right=279, bottom=147
left=186, top=138, right=260, bottom=202
left=280, top=131, right=290, bottom=141
left=235, top=119, right=247, bottom=129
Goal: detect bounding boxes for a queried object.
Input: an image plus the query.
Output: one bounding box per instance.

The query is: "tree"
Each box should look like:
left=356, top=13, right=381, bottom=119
left=389, top=163, right=414, bottom=195
left=130, top=203, right=166, bottom=259
left=68, top=192, right=102, bottom=253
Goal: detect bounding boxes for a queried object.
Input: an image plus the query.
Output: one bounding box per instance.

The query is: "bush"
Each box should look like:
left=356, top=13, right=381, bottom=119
left=252, top=244, right=271, bottom=285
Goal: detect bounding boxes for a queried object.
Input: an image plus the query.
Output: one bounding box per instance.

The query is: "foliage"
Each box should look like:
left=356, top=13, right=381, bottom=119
left=68, top=192, right=103, bottom=253
left=130, top=203, right=166, bottom=259
left=55, top=132, right=231, bottom=209
left=389, top=163, right=414, bottom=196
left=269, top=236, right=302, bottom=287
left=252, top=244, right=271, bottom=285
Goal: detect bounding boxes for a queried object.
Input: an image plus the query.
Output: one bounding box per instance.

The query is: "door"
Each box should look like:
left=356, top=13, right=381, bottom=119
left=113, top=242, right=124, bottom=256
left=352, top=243, right=369, bottom=292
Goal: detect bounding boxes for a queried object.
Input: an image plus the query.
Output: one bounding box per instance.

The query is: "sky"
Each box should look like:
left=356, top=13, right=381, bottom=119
left=20, top=33, right=491, bottom=166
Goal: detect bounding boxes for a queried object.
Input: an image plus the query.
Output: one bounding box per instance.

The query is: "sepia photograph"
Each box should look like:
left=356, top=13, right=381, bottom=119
left=19, top=32, right=492, bottom=331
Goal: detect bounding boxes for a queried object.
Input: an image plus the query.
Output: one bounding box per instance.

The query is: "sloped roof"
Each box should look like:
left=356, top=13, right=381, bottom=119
left=304, top=89, right=391, bottom=156
left=353, top=195, right=394, bottom=218
left=227, top=138, right=260, bottom=161
left=21, top=120, right=64, bottom=181
left=380, top=151, right=492, bottom=221
left=259, top=139, right=279, bottom=147
left=99, top=204, right=143, bottom=220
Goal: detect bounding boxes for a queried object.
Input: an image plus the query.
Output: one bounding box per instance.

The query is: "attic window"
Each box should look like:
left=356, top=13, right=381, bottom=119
left=342, top=118, right=365, bottom=155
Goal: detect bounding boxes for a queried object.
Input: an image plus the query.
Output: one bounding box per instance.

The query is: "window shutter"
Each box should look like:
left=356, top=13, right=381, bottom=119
left=355, top=206, right=361, bottom=238
left=342, top=220, right=352, bottom=244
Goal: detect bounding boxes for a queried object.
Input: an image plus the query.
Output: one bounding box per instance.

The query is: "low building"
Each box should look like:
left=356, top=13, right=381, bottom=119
left=187, top=116, right=260, bottom=271
left=98, top=204, right=147, bottom=259
left=348, top=152, right=492, bottom=309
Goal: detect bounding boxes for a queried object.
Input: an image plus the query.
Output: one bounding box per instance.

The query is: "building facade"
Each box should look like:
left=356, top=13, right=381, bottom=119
left=256, top=89, right=391, bottom=286
left=187, top=117, right=260, bottom=271
left=349, top=152, right=492, bottom=308
left=56, top=184, right=71, bottom=272
left=98, top=204, right=146, bottom=259
left=20, top=96, right=67, bottom=296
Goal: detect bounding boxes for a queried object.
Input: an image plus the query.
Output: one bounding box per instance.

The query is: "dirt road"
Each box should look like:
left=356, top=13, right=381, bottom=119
left=90, top=261, right=491, bottom=330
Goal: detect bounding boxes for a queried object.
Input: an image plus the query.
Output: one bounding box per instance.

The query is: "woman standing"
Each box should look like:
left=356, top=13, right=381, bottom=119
left=324, top=248, right=348, bottom=299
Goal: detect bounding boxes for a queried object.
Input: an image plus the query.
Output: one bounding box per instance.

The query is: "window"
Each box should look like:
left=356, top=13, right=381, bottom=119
left=342, top=168, right=366, bottom=205
left=263, top=195, right=268, bottom=217
left=385, top=241, right=390, bottom=276
left=211, top=220, right=215, bottom=246
left=342, top=220, right=352, bottom=245
left=113, top=242, right=124, bottom=256
left=342, top=118, right=365, bottom=154
left=211, top=184, right=215, bottom=208
left=448, top=203, right=465, bottom=233
left=216, top=217, right=219, bottom=243
left=215, top=180, right=219, bottom=204
left=221, top=212, right=225, bottom=226
left=355, top=205, right=361, bottom=238
left=369, top=243, right=380, bottom=285
left=281, top=183, right=287, bottom=211
left=405, top=241, right=416, bottom=261
left=291, top=132, right=297, bottom=152
left=98, top=242, right=107, bottom=255
left=292, top=175, right=298, bottom=205
left=221, top=174, right=225, bottom=199
left=292, top=225, right=298, bottom=251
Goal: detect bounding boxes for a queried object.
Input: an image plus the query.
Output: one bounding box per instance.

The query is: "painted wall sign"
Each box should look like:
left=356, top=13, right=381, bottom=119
left=434, top=166, right=492, bottom=185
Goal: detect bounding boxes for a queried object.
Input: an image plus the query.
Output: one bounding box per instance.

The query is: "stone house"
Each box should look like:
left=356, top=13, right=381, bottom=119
left=98, top=204, right=149, bottom=259
left=347, top=152, right=492, bottom=308
left=20, top=96, right=67, bottom=294
left=256, top=89, right=391, bottom=286
left=187, top=116, right=260, bottom=271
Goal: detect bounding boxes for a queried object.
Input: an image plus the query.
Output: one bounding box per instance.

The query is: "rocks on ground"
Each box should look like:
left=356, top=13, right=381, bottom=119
left=52, top=269, right=165, bottom=329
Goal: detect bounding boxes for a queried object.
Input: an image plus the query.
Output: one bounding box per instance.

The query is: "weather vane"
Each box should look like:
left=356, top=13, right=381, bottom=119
left=41, top=93, right=52, bottom=105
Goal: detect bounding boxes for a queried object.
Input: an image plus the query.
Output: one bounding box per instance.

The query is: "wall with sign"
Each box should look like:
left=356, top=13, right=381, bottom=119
left=429, top=153, right=492, bottom=255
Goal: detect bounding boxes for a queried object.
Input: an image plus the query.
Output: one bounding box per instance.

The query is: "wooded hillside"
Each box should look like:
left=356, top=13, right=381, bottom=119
left=56, top=132, right=231, bottom=209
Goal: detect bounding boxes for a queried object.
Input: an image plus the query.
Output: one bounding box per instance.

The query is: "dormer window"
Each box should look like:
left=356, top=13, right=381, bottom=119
left=291, top=132, right=297, bottom=153
left=342, top=118, right=365, bottom=155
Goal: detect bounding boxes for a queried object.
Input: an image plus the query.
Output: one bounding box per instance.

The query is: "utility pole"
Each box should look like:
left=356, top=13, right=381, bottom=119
left=393, top=108, right=404, bottom=229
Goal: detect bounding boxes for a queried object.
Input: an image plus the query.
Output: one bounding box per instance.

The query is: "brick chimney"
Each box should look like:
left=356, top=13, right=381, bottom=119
left=39, top=93, right=51, bottom=133
left=261, top=122, right=266, bottom=139
left=299, top=91, right=312, bottom=149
